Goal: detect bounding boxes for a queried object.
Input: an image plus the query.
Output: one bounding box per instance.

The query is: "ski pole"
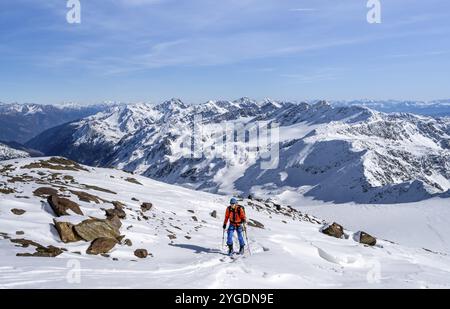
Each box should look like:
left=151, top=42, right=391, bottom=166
left=222, top=228, right=225, bottom=251
left=244, top=224, right=251, bottom=255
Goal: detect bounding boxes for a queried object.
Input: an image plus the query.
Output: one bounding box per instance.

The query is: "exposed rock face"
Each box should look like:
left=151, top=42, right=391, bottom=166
left=33, top=187, right=58, bottom=198
left=74, top=218, right=120, bottom=241
left=141, top=202, right=153, bottom=212
left=47, top=195, right=83, bottom=216
left=134, top=249, right=148, bottom=259
left=321, top=222, right=344, bottom=239
left=11, top=208, right=26, bottom=215
left=86, top=237, right=119, bottom=255
left=53, top=220, right=83, bottom=243
left=357, top=231, right=377, bottom=246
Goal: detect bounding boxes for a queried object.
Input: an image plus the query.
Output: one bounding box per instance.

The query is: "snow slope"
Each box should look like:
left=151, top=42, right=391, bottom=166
left=1, top=157, right=450, bottom=288
left=27, top=99, right=450, bottom=204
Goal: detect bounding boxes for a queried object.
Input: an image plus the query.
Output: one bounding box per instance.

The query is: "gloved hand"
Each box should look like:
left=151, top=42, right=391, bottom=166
left=223, top=224, right=227, bottom=230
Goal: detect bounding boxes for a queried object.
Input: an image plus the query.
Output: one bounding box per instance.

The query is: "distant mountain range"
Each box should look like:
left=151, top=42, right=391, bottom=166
left=26, top=98, right=450, bottom=204
left=0, top=102, right=115, bottom=143
left=330, top=99, right=450, bottom=117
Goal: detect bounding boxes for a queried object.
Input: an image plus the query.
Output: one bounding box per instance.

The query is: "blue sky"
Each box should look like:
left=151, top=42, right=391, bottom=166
left=0, top=0, right=449, bottom=104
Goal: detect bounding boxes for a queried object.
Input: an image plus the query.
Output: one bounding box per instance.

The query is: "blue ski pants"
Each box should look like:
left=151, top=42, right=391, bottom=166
left=227, top=225, right=245, bottom=247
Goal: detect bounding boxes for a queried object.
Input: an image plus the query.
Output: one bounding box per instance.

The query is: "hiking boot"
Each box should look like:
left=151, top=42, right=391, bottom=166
left=227, top=245, right=233, bottom=256
left=239, top=245, right=245, bottom=255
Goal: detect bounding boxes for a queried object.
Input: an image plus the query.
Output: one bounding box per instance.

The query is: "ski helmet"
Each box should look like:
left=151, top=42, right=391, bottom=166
left=230, top=197, right=238, bottom=205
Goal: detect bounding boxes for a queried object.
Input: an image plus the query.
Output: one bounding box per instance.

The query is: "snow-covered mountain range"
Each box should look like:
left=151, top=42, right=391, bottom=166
left=0, top=102, right=115, bottom=143
left=2, top=157, right=450, bottom=288
left=27, top=98, right=450, bottom=204
left=331, top=99, right=450, bottom=117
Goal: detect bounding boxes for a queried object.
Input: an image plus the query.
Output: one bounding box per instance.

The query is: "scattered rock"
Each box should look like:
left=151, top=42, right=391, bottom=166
left=247, top=219, right=265, bottom=229
left=10, top=238, right=43, bottom=248
left=105, top=202, right=126, bottom=219
left=74, top=218, right=121, bottom=241
left=356, top=231, right=377, bottom=246
left=53, top=220, right=83, bottom=243
left=33, top=187, right=58, bottom=198
left=47, top=195, right=83, bottom=216
left=87, top=237, right=119, bottom=255
left=18, top=246, right=63, bottom=258
left=16, top=231, right=25, bottom=235
left=321, top=222, right=344, bottom=239
left=192, top=216, right=198, bottom=222
left=131, top=197, right=139, bottom=202
left=83, top=184, right=117, bottom=195
left=70, top=190, right=105, bottom=204
left=22, top=157, right=87, bottom=172
left=188, top=210, right=195, bottom=213
left=168, top=234, right=176, bottom=240
left=125, top=177, right=142, bottom=185
left=141, top=202, right=153, bottom=212
left=123, top=239, right=133, bottom=246
left=134, top=249, right=148, bottom=259
left=0, top=188, right=15, bottom=194
left=11, top=208, right=26, bottom=216
left=210, top=210, right=217, bottom=218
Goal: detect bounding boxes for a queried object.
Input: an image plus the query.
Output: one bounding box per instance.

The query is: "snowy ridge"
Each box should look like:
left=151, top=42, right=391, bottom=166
left=0, top=143, right=29, bottom=161
left=1, top=157, right=450, bottom=288
left=27, top=99, right=450, bottom=204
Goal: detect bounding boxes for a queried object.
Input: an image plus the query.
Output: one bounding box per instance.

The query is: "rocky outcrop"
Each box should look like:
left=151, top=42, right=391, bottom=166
left=47, top=195, right=83, bottom=216
left=74, top=218, right=120, bottom=241
left=87, top=237, right=118, bottom=255
left=53, top=220, right=83, bottom=243
left=321, top=222, right=344, bottom=239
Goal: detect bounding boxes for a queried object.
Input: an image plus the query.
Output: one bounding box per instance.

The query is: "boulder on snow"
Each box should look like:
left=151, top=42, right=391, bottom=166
left=105, top=202, right=127, bottom=219
left=33, top=187, right=58, bottom=198
left=53, top=220, right=83, bottom=243
left=321, top=222, right=344, bottom=239
left=107, top=215, right=122, bottom=230
left=47, top=195, right=83, bottom=216
left=134, top=249, right=148, bottom=259
left=11, top=208, right=26, bottom=216
left=74, top=218, right=120, bottom=241
left=141, top=202, right=153, bottom=212
left=247, top=219, right=265, bottom=229
left=210, top=210, right=217, bottom=218
left=86, top=237, right=119, bottom=255
left=356, top=231, right=377, bottom=246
